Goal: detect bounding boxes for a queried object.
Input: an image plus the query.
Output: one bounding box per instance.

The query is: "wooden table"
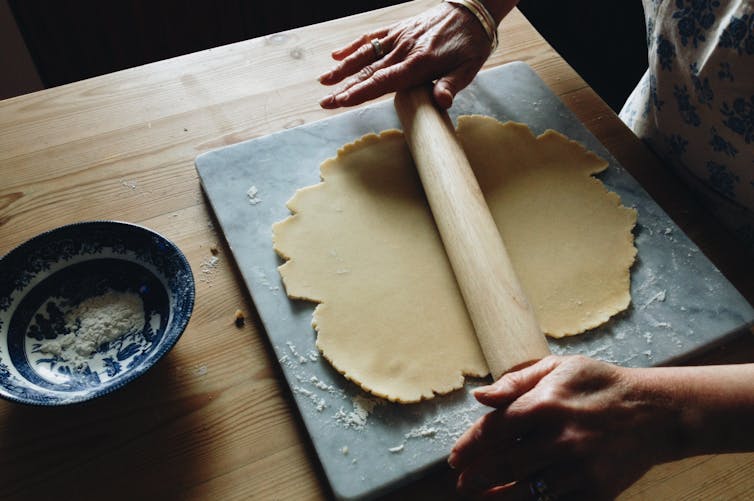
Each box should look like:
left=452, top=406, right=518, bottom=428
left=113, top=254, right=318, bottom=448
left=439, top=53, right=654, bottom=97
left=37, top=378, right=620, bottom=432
left=1, top=1, right=752, bottom=498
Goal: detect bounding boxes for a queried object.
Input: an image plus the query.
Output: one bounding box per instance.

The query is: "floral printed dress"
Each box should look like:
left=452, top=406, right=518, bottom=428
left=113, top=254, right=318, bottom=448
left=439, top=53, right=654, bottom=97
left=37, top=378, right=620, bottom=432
left=620, top=0, right=754, bottom=253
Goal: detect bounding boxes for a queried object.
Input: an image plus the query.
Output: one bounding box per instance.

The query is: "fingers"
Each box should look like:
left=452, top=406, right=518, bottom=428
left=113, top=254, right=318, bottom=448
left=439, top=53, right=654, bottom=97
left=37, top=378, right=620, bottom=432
left=449, top=406, right=537, bottom=471
left=474, top=464, right=584, bottom=501
left=319, top=35, right=408, bottom=108
left=318, top=3, right=489, bottom=109
left=320, top=35, right=391, bottom=86
left=319, top=63, right=391, bottom=109
left=432, top=80, right=455, bottom=110
left=321, top=52, right=430, bottom=109
left=450, top=356, right=644, bottom=500
left=473, top=356, right=561, bottom=408
left=331, top=29, right=391, bottom=61
left=449, top=357, right=566, bottom=472
left=432, top=59, right=483, bottom=109
left=456, top=436, right=553, bottom=494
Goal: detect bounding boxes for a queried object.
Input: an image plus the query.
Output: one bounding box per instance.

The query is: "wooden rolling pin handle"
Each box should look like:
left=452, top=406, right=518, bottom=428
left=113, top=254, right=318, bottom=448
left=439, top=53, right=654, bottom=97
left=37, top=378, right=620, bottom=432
left=394, top=86, right=550, bottom=380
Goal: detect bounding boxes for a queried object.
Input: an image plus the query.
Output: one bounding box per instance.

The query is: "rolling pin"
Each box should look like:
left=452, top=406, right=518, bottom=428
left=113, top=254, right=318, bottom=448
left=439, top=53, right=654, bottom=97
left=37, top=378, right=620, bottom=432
left=394, top=86, right=550, bottom=379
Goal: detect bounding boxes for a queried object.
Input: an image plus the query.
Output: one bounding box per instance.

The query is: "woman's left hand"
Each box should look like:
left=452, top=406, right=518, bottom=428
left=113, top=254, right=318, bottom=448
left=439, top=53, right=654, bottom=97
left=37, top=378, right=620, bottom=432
left=449, top=355, right=680, bottom=500
left=318, top=2, right=495, bottom=110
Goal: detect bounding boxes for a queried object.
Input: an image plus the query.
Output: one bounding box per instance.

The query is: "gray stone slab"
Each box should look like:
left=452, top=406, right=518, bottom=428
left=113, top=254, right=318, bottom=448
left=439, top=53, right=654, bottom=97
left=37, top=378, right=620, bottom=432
left=195, top=62, right=754, bottom=500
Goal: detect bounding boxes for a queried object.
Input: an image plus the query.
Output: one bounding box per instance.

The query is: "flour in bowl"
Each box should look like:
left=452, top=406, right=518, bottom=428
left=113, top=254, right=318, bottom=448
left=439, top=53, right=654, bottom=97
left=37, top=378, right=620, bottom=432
left=37, top=290, right=145, bottom=367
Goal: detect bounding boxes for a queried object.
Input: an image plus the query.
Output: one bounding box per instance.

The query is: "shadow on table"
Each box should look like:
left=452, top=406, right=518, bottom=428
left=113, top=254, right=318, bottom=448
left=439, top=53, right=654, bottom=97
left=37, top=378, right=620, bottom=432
left=0, top=354, right=213, bottom=499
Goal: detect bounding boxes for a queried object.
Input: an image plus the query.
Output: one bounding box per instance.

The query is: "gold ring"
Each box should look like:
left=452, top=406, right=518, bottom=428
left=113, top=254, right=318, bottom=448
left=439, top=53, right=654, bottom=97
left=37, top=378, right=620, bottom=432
left=370, top=38, right=384, bottom=58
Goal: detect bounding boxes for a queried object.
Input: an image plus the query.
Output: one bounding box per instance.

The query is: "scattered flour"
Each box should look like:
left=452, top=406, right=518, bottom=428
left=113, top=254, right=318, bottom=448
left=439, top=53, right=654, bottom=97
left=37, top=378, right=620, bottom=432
left=200, top=255, right=220, bottom=285
left=278, top=354, right=294, bottom=369
left=310, top=376, right=339, bottom=395
left=283, top=342, right=318, bottom=364
left=402, top=404, right=481, bottom=446
left=368, top=403, right=485, bottom=457
left=310, top=376, right=329, bottom=390
left=251, top=266, right=280, bottom=294
left=641, top=290, right=667, bottom=309
left=294, top=386, right=327, bottom=412
left=405, top=425, right=438, bottom=439
left=247, top=185, right=262, bottom=205
left=275, top=342, right=490, bottom=459
left=334, top=395, right=380, bottom=430
left=36, top=290, right=145, bottom=367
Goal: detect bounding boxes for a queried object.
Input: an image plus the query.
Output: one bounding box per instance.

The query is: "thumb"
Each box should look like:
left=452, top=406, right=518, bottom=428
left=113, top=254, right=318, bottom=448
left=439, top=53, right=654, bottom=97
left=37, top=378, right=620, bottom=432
left=473, top=356, right=560, bottom=408
left=432, top=61, right=480, bottom=108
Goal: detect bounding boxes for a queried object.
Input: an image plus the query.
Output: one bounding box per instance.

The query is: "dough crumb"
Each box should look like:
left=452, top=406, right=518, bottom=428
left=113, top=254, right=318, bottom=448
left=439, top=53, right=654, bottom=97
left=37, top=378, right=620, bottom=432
left=388, top=444, right=405, bottom=453
left=234, top=309, right=245, bottom=327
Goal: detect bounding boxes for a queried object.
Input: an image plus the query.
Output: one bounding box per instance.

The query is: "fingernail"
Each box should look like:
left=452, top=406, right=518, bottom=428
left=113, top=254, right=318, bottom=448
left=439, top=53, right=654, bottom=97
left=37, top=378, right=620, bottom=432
left=472, top=384, right=493, bottom=397
left=318, top=71, right=334, bottom=83
left=319, top=94, right=335, bottom=108
left=447, top=451, right=458, bottom=469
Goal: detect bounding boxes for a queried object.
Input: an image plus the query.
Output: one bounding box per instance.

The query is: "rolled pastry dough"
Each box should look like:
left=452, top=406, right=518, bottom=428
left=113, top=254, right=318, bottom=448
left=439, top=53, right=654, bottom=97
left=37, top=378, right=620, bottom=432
left=273, top=117, right=636, bottom=402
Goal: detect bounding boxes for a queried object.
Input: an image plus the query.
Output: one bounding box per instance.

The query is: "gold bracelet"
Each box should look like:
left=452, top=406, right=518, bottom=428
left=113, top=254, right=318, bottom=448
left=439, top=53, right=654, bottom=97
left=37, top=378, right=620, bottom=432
left=444, top=0, right=499, bottom=52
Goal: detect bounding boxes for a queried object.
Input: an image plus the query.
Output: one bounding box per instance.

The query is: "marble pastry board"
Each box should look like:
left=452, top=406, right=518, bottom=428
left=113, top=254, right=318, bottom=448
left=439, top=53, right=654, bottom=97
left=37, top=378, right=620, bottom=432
left=195, top=62, right=754, bottom=500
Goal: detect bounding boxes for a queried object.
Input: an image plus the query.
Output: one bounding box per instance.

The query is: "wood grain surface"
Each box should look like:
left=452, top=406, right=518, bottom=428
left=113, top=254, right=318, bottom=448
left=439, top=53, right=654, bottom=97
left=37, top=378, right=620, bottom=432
left=1, top=1, right=752, bottom=499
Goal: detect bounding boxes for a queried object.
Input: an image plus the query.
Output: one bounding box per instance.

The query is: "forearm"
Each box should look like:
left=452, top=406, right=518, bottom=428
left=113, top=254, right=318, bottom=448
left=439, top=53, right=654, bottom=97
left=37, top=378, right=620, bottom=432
left=627, top=363, right=754, bottom=459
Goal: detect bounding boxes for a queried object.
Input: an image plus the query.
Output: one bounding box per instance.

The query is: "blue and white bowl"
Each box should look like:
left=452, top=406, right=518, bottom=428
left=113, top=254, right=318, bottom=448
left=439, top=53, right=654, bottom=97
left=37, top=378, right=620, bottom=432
left=0, top=221, right=195, bottom=405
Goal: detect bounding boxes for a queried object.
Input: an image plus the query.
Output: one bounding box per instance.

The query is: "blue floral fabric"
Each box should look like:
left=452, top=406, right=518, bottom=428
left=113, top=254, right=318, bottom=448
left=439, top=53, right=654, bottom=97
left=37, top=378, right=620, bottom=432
left=620, top=0, right=754, bottom=253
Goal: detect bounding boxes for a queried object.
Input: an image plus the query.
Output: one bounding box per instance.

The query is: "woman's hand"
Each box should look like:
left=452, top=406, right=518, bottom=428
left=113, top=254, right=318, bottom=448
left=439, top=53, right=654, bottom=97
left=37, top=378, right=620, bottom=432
left=449, top=356, right=682, bottom=500
left=318, top=2, right=497, bottom=110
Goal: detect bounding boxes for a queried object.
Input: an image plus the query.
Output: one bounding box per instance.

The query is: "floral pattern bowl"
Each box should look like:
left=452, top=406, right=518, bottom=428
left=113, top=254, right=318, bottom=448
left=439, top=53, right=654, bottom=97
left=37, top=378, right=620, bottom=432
left=0, top=221, right=195, bottom=405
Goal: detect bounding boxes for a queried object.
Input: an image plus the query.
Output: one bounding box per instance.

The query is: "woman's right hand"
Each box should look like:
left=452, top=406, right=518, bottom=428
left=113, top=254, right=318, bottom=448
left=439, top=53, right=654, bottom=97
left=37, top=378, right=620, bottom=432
left=449, top=356, right=681, bottom=500
left=319, top=1, right=511, bottom=110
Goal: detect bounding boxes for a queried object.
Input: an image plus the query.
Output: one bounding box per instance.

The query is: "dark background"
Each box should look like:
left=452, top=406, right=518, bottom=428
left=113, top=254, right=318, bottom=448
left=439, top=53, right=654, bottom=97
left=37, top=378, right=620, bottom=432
left=8, top=0, right=647, bottom=111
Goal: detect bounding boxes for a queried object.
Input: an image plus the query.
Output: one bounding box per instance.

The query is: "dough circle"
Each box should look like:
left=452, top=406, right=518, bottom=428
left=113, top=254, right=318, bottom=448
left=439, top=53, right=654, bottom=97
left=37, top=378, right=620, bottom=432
left=273, top=117, right=636, bottom=402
